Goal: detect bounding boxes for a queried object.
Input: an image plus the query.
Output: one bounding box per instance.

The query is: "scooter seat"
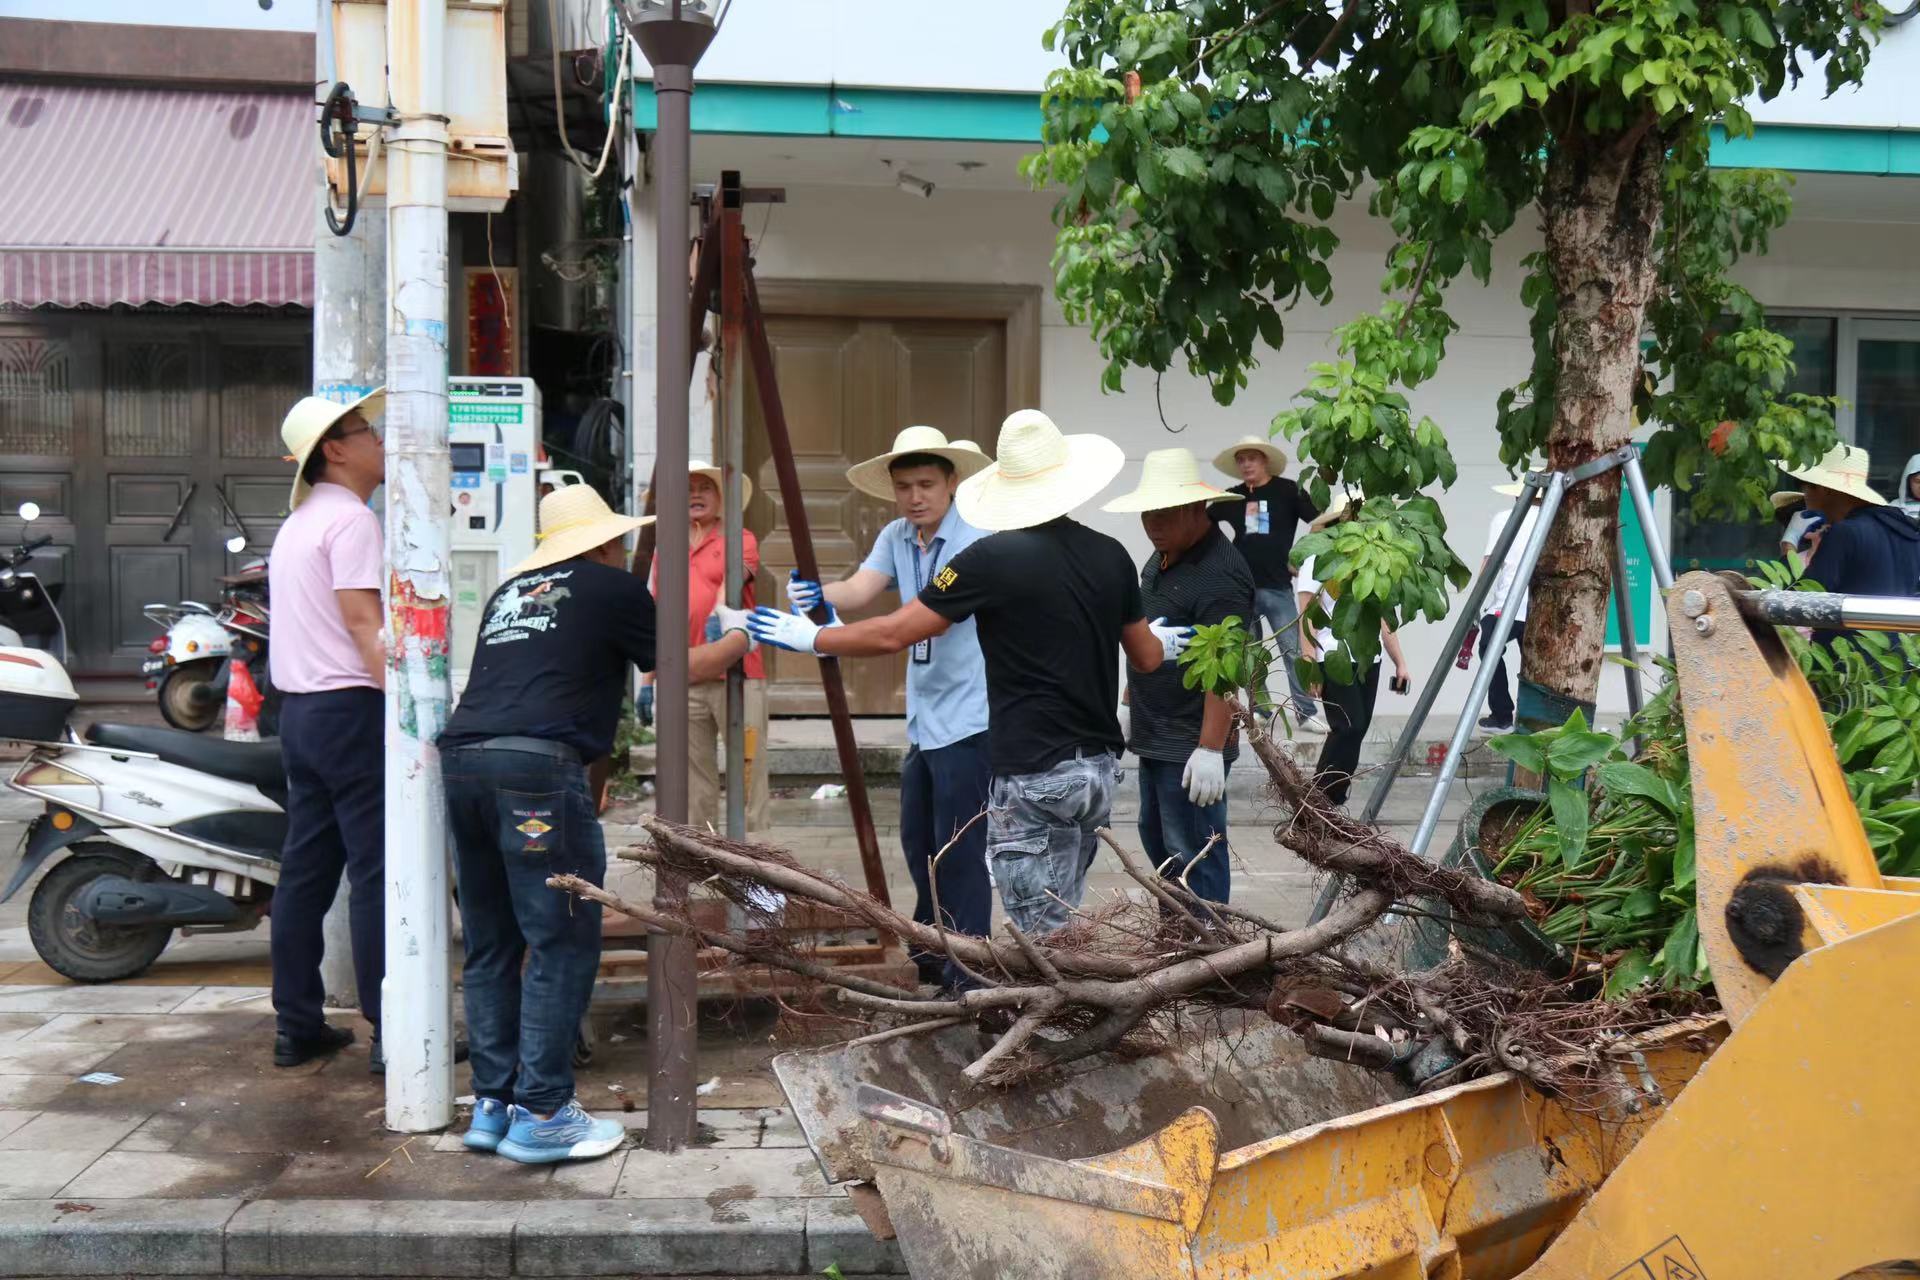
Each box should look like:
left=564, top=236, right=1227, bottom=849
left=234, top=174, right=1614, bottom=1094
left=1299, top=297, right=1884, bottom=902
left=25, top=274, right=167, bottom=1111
left=84, top=723, right=286, bottom=799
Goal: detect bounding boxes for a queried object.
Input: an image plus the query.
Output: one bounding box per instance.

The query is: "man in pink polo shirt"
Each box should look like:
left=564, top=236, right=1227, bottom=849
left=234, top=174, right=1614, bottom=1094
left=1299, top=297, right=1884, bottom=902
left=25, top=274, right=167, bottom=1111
left=266, top=391, right=389, bottom=1070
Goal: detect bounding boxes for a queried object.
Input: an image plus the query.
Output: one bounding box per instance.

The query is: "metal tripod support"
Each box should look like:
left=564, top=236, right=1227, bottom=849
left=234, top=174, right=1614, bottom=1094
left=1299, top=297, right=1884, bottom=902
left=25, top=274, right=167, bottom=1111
left=1309, top=445, right=1675, bottom=920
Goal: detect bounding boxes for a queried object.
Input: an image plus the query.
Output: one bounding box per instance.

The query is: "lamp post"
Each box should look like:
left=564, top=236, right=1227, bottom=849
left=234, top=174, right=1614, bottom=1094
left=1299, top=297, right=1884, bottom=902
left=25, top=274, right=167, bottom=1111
left=623, top=0, right=716, bottom=1155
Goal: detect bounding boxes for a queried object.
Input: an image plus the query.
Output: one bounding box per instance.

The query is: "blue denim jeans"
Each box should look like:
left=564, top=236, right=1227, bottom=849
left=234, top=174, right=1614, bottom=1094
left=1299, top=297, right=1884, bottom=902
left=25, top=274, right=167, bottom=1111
left=1136, top=758, right=1232, bottom=905
left=900, top=732, right=994, bottom=989
left=1254, top=587, right=1318, bottom=720
left=985, top=751, right=1120, bottom=937
left=443, top=745, right=604, bottom=1115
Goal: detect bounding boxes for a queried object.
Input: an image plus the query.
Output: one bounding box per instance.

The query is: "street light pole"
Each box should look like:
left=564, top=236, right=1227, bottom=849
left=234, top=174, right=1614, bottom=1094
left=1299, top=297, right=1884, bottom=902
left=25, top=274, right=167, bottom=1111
left=381, top=0, right=455, bottom=1133
left=627, top=0, right=715, bottom=1154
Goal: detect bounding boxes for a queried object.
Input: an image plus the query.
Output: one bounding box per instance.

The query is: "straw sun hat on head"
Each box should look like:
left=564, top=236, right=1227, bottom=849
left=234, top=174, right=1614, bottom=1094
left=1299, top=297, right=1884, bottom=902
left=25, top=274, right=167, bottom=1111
left=845, top=426, right=992, bottom=501
left=511, top=484, right=654, bottom=576
left=1102, top=448, right=1238, bottom=513
left=689, top=459, right=751, bottom=508
left=280, top=388, right=385, bottom=510
left=1211, top=434, right=1288, bottom=480
left=956, top=410, right=1125, bottom=531
left=1310, top=486, right=1365, bottom=531
left=1774, top=442, right=1885, bottom=507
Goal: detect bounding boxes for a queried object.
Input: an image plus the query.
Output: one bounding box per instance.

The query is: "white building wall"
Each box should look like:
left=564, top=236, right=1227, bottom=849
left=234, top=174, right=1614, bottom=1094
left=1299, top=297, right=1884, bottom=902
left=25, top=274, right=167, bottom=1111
left=735, top=176, right=1918, bottom=719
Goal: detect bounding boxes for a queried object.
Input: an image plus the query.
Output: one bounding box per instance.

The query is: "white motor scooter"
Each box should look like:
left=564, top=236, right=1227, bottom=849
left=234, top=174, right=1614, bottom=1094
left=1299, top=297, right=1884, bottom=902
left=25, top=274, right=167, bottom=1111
left=0, top=647, right=285, bottom=982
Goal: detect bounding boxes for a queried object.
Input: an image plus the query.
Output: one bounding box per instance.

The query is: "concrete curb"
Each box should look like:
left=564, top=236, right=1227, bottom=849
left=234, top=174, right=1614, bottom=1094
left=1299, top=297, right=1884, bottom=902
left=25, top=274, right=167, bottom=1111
left=0, top=1197, right=906, bottom=1278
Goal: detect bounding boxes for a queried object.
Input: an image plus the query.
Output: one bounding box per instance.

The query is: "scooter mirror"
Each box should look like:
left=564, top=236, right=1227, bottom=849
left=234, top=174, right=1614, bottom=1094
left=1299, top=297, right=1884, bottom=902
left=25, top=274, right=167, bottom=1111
left=225, top=535, right=247, bottom=554
left=17, top=502, right=38, bottom=523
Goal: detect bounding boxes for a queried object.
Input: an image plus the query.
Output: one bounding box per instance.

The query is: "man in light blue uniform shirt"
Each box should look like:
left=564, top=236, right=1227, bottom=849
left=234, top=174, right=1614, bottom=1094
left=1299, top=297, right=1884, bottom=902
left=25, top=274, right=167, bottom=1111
left=783, top=426, right=993, bottom=988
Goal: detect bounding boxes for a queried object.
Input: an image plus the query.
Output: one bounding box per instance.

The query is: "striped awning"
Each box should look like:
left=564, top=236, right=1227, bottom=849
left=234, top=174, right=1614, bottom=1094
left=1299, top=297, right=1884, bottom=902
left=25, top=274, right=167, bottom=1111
left=0, top=83, right=313, bottom=309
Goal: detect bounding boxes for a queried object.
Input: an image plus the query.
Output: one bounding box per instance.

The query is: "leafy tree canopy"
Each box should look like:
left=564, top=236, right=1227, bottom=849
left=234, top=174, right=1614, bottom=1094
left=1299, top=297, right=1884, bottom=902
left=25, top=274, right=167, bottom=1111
left=1026, top=0, right=1881, bottom=671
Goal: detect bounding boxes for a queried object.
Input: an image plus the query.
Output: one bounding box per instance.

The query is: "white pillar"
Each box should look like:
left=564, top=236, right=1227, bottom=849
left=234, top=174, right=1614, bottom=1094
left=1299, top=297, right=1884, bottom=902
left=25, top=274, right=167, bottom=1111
left=313, top=18, right=387, bottom=1008
left=381, top=0, right=455, bottom=1133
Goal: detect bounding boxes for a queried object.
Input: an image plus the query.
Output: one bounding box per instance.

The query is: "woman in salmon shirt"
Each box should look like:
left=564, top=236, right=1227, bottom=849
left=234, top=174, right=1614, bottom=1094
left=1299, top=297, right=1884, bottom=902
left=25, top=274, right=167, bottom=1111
left=668, top=459, right=769, bottom=833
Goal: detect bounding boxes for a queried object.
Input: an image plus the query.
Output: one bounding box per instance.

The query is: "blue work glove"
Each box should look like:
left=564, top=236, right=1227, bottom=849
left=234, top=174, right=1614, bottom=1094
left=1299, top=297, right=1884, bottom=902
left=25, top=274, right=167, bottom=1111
left=710, top=603, right=758, bottom=652
left=1182, top=746, right=1226, bottom=806
left=747, top=603, right=841, bottom=654
left=783, top=571, right=825, bottom=614
left=637, top=684, right=654, bottom=727
left=1149, top=616, right=1195, bottom=663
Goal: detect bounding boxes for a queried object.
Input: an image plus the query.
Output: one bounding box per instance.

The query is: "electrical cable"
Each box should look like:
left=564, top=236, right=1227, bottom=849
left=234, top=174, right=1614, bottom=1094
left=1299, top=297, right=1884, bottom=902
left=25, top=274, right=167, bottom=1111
left=547, top=3, right=630, bottom=179
left=320, top=82, right=359, bottom=236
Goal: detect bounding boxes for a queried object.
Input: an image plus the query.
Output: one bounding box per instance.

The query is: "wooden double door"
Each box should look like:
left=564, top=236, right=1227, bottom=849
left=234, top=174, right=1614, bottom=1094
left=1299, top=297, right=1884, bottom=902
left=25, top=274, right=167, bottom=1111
left=0, top=313, right=308, bottom=675
left=738, top=284, right=1038, bottom=716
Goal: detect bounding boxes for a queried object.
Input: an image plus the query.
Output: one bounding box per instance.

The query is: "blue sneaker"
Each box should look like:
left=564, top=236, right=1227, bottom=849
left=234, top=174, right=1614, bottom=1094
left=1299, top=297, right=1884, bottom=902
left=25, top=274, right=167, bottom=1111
left=462, top=1098, right=511, bottom=1153
left=495, top=1100, right=626, bottom=1164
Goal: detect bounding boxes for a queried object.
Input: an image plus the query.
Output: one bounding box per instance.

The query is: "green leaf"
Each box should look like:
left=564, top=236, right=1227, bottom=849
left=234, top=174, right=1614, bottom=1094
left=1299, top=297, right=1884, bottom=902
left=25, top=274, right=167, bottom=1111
left=1549, top=777, right=1592, bottom=869
left=1659, top=910, right=1702, bottom=986
left=1547, top=727, right=1618, bottom=779
left=1743, top=8, right=1777, bottom=48
left=1604, top=948, right=1654, bottom=999
left=1489, top=732, right=1547, bottom=775
left=1427, top=0, right=1462, bottom=50
left=1597, top=761, right=1679, bottom=815
left=1162, top=145, right=1206, bottom=181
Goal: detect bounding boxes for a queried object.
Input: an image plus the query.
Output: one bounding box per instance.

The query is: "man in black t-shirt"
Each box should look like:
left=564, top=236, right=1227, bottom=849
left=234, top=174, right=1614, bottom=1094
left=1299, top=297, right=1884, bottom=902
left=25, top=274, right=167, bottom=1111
left=1213, top=435, right=1324, bottom=733
left=439, top=486, right=744, bottom=1165
left=1103, top=449, right=1254, bottom=906
left=750, top=411, right=1192, bottom=937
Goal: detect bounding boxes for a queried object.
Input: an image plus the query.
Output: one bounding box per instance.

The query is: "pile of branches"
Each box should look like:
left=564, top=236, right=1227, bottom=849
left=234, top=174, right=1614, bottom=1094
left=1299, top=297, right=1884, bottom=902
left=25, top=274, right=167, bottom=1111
left=552, top=701, right=1704, bottom=1096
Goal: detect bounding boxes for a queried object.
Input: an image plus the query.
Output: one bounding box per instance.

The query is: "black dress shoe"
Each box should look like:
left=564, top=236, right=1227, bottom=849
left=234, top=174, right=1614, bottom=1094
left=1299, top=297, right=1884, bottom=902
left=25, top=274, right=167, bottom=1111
left=368, top=1036, right=469, bottom=1075
left=274, top=1024, right=355, bottom=1068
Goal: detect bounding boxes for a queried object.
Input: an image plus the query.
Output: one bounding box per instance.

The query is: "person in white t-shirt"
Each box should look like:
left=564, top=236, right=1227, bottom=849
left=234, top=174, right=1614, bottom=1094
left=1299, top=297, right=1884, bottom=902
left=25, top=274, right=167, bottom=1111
left=1293, top=490, right=1409, bottom=808
left=1475, top=482, right=1542, bottom=734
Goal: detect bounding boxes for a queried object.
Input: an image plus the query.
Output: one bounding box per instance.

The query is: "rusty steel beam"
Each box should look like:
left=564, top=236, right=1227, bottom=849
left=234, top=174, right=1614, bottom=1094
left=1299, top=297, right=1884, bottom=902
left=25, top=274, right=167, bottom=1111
left=742, top=266, right=892, bottom=907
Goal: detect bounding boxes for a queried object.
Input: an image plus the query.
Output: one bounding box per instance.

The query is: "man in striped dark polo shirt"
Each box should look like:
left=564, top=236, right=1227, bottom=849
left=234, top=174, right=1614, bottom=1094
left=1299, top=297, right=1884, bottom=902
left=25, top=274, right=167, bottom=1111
left=1103, top=449, right=1255, bottom=905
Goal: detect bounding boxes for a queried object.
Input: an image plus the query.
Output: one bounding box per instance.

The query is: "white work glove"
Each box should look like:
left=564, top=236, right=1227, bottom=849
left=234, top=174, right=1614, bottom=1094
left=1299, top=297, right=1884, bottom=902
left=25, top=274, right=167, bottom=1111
left=1149, top=616, right=1195, bottom=663
left=783, top=570, right=824, bottom=613
left=1116, top=701, right=1131, bottom=742
left=1182, top=746, right=1226, bottom=807
left=710, top=603, right=758, bottom=652
left=747, top=603, right=841, bottom=654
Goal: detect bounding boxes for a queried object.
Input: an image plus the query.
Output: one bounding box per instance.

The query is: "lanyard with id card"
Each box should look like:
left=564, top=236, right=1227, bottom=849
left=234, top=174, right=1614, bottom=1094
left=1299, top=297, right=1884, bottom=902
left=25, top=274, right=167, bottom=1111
left=910, top=536, right=942, bottom=664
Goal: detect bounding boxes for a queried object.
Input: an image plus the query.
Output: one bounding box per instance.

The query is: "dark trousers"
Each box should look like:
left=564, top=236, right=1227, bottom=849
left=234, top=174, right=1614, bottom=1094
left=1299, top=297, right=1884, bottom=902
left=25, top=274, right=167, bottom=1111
left=1314, top=662, right=1383, bottom=808
left=271, top=688, right=385, bottom=1040
left=899, top=731, right=994, bottom=988
left=1478, top=614, right=1525, bottom=725
left=1136, top=757, right=1231, bottom=904
left=444, top=745, right=605, bottom=1115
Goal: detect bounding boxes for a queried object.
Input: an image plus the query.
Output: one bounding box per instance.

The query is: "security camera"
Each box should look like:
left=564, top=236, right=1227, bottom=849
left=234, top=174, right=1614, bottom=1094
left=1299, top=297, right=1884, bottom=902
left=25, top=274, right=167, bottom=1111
left=895, top=172, right=935, bottom=199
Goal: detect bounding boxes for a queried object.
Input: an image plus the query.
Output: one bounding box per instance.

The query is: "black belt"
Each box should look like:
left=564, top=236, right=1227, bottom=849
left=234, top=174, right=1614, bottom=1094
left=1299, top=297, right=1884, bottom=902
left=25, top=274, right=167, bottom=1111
left=468, top=735, right=583, bottom=764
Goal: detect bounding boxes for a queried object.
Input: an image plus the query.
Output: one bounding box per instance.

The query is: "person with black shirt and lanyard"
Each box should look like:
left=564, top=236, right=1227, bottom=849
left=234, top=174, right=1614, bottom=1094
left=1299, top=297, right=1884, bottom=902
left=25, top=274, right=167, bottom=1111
left=437, top=486, right=751, bottom=1166
left=1103, top=449, right=1254, bottom=905
left=750, top=411, right=1193, bottom=937
left=1213, top=435, right=1325, bottom=734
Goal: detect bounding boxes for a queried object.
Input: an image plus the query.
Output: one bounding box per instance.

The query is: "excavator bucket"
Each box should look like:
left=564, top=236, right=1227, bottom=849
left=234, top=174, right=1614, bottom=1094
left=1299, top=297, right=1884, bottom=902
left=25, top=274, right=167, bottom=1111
left=776, top=574, right=1920, bottom=1277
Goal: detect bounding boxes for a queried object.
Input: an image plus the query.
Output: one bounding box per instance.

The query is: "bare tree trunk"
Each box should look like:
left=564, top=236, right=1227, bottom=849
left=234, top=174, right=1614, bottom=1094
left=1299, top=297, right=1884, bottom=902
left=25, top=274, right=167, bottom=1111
left=1524, top=128, right=1665, bottom=716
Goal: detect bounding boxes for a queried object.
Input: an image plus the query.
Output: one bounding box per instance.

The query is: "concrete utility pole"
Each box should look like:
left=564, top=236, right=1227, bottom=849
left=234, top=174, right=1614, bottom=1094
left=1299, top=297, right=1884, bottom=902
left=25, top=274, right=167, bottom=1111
left=381, top=0, right=455, bottom=1134
left=629, top=0, right=715, bottom=1154
left=313, top=0, right=386, bottom=1011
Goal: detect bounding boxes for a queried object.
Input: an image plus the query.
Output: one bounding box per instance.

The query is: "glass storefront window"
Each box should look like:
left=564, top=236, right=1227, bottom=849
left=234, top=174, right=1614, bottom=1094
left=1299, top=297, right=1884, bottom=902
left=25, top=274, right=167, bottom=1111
left=1669, top=314, right=1838, bottom=573
left=1854, top=324, right=1920, bottom=506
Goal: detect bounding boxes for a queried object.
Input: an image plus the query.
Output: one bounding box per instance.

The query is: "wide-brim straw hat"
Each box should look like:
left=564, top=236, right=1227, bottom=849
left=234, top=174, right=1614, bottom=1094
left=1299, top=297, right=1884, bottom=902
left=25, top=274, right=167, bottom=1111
left=956, top=410, right=1124, bottom=531
left=511, top=484, right=654, bottom=576
left=1102, top=447, right=1239, bottom=513
left=1212, top=434, right=1288, bottom=479
left=689, top=459, right=752, bottom=508
left=1769, top=490, right=1807, bottom=511
left=1309, top=486, right=1364, bottom=531
left=1776, top=442, right=1885, bottom=507
left=281, top=389, right=385, bottom=510
left=845, top=426, right=991, bottom=501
